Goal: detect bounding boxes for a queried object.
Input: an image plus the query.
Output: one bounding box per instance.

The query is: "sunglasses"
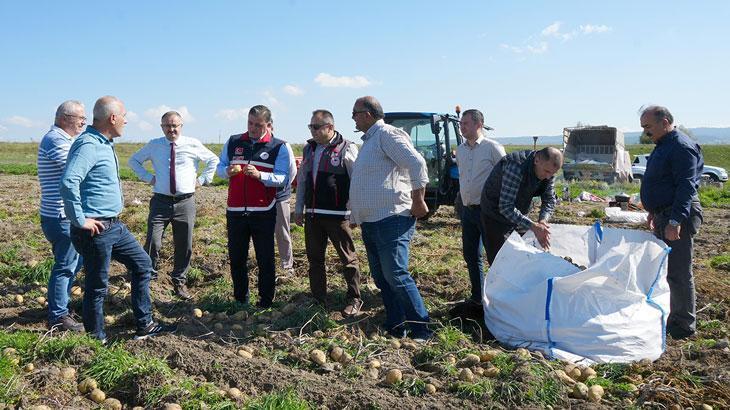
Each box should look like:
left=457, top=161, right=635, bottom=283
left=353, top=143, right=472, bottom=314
left=308, top=123, right=331, bottom=131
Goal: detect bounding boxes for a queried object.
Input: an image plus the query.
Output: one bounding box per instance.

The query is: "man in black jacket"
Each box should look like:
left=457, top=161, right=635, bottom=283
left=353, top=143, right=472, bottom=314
left=294, top=110, right=362, bottom=317
left=480, top=147, right=562, bottom=264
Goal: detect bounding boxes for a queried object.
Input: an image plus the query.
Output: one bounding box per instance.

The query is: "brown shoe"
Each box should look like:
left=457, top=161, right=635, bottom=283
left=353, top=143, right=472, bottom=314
left=49, top=315, right=84, bottom=332
left=174, top=284, right=192, bottom=300
left=342, top=299, right=363, bottom=317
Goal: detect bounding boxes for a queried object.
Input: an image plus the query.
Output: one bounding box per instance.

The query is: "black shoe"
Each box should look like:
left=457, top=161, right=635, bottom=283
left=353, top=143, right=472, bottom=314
left=134, top=321, right=177, bottom=340
left=256, top=300, right=273, bottom=309
left=49, top=315, right=84, bottom=332
left=668, top=326, right=695, bottom=340
left=174, top=284, right=192, bottom=300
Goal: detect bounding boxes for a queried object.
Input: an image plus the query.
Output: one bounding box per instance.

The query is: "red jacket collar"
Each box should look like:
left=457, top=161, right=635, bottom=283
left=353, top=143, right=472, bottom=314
left=240, top=130, right=272, bottom=143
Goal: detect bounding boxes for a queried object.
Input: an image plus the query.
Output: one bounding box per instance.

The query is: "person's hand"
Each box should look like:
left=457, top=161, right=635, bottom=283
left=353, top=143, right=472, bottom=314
left=411, top=199, right=429, bottom=219
left=531, top=220, right=551, bottom=250
left=294, top=213, right=304, bottom=226
left=227, top=164, right=242, bottom=177
left=664, top=223, right=681, bottom=241
left=243, top=164, right=260, bottom=180
left=149, top=176, right=156, bottom=186
left=81, top=218, right=105, bottom=236
left=647, top=212, right=654, bottom=230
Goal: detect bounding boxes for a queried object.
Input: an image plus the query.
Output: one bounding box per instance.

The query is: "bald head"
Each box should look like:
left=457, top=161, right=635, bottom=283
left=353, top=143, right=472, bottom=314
left=352, top=96, right=384, bottom=132
left=534, top=147, right=563, bottom=180
left=92, top=96, right=127, bottom=140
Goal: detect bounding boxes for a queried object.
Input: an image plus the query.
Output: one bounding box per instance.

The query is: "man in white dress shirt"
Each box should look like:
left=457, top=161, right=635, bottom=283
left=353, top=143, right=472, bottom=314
left=129, top=111, right=218, bottom=299
left=452, top=109, right=505, bottom=316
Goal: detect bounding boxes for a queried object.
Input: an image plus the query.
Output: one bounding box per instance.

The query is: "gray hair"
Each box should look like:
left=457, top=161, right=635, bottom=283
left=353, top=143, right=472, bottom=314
left=312, top=109, right=334, bottom=124
left=641, top=105, right=674, bottom=125
left=92, top=96, right=124, bottom=122
left=54, top=100, right=84, bottom=124
left=462, top=109, right=484, bottom=125
left=161, top=111, right=182, bottom=123
left=536, top=147, right=563, bottom=167
left=249, top=105, right=272, bottom=122
left=356, top=96, right=384, bottom=120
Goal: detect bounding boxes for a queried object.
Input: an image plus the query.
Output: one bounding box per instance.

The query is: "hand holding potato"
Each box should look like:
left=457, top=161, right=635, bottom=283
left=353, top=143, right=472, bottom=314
left=227, top=164, right=242, bottom=177
left=243, top=164, right=260, bottom=180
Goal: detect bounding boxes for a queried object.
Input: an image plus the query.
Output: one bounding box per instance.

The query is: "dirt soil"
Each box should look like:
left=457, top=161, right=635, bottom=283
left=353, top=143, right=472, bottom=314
left=0, top=174, right=728, bottom=409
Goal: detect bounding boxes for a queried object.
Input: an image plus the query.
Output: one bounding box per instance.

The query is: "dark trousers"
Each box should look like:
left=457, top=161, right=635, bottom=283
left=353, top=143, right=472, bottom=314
left=304, top=215, right=361, bottom=303
left=461, top=205, right=485, bottom=302
left=653, top=203, right=703, bottom=335
left=480, top=213, right=516, bottom=266
left=144, top=193, right=195, bottom=285
left=70, top=221, right=153, bottom=340
left=226, top=211, right=276, bottom=306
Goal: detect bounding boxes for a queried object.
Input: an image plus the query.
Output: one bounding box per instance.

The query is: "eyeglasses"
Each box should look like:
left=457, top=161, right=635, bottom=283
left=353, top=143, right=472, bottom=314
left=65, top=114, right=87, bottom=122
left=162, top=124, right=183, bottom=129
left=307, top=123, right=331, bottom=131
left=352, top=110, right=368, bottom=116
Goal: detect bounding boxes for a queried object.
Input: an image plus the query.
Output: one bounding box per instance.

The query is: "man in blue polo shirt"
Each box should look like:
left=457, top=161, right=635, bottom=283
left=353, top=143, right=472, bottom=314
left=60, top=95, right=175, bottom=342
left=639, top=105, right=704, bottom=340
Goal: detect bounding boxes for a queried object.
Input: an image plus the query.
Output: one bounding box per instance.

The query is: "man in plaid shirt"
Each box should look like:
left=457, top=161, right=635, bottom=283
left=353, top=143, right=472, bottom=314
left=479, top=147, right=562, bottom=264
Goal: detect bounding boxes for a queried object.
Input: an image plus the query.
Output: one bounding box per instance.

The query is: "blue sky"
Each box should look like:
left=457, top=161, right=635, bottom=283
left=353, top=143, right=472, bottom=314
left=1, top=1, right=728, bottom=143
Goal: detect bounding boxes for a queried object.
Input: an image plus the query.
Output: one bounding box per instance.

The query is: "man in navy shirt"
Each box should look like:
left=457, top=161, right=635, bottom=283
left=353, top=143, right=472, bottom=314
left=639, top=105, right=704, bottom=340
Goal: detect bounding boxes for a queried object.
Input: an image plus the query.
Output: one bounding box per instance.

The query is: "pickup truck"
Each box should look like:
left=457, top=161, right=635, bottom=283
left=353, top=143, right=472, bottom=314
left=631, top=154, right=728, bottom=182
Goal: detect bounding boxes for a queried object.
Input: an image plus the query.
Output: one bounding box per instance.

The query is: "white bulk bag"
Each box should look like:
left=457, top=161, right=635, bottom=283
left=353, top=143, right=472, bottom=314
left=482, top=223, right=670, bottom=364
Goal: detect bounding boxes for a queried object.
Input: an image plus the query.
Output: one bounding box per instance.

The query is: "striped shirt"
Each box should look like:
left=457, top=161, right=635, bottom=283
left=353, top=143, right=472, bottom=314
left=37, top=126, right=74, bottom=218
left=349, top=120, right=429, bottom=224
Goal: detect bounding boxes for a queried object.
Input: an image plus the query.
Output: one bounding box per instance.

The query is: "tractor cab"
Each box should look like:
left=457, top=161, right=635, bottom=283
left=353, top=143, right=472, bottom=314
left=384, top=112, right=463, bottom=216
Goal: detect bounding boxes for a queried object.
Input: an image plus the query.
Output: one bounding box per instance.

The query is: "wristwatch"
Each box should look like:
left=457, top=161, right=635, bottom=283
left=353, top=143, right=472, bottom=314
left=668, top=219, right=681, bottom=227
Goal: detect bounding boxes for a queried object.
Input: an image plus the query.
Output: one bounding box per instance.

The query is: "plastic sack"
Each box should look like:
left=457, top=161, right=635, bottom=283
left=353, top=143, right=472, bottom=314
left=482, top=223, right=670, bottom=364
left=604, top=207, right=648, bottom=224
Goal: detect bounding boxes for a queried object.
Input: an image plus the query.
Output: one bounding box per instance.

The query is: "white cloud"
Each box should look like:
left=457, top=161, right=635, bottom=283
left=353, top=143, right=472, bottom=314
left=4, top=115, right=35, bottom=127
left=126, top=111, right=140, bottom=122
left=541, top=22, right=562, bottom=37
left=500, top=42, right=547, bottom=54
left=262, top=91, right=280, bottom=107
left=0, top=124, right=7, bottom=133
left=500, top=44, right=523, bottom=54
left=314, top=73, right=371, bottom=88
left=144, top=105, right=195, bottom=123
left=138, top=121, right=154, bottom=131
left=579, top=24, right=611, bottom=34
left=215, top=108, right=248, bottom=121
left=527, top=42, right=548, bottom=54
left=283, top=84, right=304, bottom=96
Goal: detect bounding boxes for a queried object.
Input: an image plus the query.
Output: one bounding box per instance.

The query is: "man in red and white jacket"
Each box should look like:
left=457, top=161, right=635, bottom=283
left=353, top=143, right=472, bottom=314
left=216, top=105, right=291, bottom=308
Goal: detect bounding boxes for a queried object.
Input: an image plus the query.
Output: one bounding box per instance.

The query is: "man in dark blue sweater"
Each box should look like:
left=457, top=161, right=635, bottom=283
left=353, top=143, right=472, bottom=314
left=639, top=105, right=704, bottom=340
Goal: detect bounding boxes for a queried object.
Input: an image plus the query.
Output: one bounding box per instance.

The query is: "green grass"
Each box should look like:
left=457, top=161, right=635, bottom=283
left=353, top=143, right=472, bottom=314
left=244, top=388, right=312, bottom=410
left=271, top=303, right=337, bottom=333
left=0, top=330, right=40, bottom=361
left=709, top=254, right=730, bottom=270
left=699, top=185, right=730, bottom=208
left=37, top=333, right=103, bottom=362
left=82, top=345, right=173, bottom=391
left=145, top=378, right=237, bottom=410
left=198, top=276, right=240, bottom=313
left=452, top=379, right=495, bottom=400
left=412, top=325, right=472, bottom=366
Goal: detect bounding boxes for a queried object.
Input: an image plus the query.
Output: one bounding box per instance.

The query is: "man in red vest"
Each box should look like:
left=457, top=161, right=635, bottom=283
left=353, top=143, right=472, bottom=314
left=216, top=105, right=291, bottom=308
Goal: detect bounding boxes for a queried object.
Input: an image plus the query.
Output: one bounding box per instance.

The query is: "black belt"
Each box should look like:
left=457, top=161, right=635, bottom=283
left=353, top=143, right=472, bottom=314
left=154, top=192, right=194, bottom=202
left=467, top=204, right=481, bottom=211
left=96, top=216, right=119, bottom=223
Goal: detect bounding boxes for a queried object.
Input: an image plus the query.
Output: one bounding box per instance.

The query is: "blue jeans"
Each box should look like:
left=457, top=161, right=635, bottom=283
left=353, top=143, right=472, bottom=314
left=70, top=220, right=153, bottom=340
left=361, top=215, right=431, bottom=339
left=460, top=206, right=484, bottom=302
left=41, top=216, right=83, bottom=323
